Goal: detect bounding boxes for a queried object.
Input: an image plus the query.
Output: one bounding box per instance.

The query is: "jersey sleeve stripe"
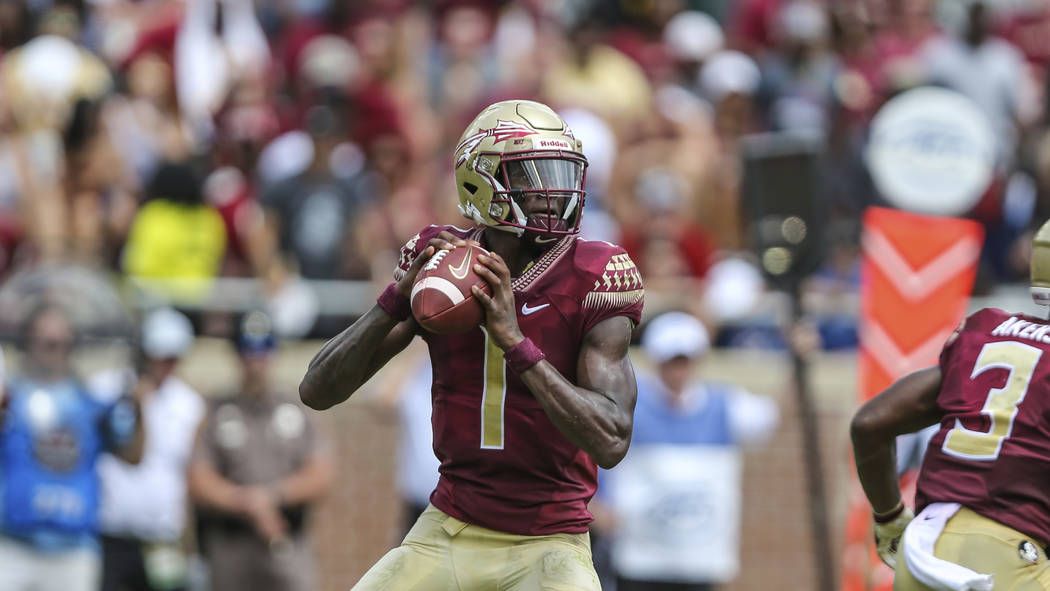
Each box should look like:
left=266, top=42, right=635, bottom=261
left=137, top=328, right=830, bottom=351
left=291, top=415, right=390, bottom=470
left=583, top=289, right=644, bottom=309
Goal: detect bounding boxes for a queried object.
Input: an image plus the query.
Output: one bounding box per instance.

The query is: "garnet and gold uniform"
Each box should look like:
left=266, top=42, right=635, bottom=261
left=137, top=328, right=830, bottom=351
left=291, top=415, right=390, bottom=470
left=896, top=308, right=1050, bottom=590
left=353, top=224, right=643, bottom=590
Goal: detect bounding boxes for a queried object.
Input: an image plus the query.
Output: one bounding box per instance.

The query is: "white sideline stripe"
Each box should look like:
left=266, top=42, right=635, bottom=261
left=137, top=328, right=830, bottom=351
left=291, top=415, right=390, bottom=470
left=861, top=228, right=981, bottom=301
left=411, top=276, right=465, bottom=307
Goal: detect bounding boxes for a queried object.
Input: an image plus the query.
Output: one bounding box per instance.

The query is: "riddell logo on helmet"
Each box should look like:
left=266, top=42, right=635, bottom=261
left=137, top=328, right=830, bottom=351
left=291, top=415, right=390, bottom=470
left=539, top=140, right=571, bottom=148
left=455, top=120, right=538, bottom=167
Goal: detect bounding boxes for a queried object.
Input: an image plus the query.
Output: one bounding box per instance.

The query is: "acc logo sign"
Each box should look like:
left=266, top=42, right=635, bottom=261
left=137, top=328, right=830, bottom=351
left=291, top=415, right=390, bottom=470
left=866, top=87, right=996, bottom=217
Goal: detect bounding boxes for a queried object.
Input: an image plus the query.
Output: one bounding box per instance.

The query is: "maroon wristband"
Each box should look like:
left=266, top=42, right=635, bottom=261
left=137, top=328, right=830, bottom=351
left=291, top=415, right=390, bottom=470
left=377, top=282, right=412, bottom=321
left=504, top=338, right=546, bottom=374
left=873, top=501, right=905, bottom=524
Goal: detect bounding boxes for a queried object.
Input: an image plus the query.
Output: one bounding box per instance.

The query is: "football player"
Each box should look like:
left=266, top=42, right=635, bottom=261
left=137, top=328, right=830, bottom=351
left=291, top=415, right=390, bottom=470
left=299, top=99, right=644, bottom=590
left=851, top=220, right=1050, bottom=589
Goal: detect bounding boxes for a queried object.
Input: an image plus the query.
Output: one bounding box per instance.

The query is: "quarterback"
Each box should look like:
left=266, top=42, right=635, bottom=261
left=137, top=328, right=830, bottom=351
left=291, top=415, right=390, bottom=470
left=851, top=220, right=1050, bottom=590
left=299, top=100, right=644, bottom=590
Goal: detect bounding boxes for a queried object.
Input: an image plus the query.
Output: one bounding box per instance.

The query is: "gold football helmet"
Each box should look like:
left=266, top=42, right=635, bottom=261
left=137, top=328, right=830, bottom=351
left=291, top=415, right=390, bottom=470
left=453, top=100, right=587, bottom=240
left=1033, top=219, right=1050, bottom=306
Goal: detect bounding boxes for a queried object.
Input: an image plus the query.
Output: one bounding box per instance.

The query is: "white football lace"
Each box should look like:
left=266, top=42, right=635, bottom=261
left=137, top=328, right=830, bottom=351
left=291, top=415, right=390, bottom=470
left=423, top=248, right=451, bottom=271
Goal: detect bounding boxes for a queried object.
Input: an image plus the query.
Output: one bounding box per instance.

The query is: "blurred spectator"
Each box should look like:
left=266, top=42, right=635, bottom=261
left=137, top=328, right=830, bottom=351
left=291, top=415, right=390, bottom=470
left=1, top=16, right=113, bottom=263
left=593, top=312, right=779, bottom=591
left=700, top=49, right=762, bottom=138
left=121, top=161, right=227, bottom=302
left=663, top=10, right=724, bottom=92
left=543, top=17, right=653, bottom=128
left=920, top=2, right=1029, bottom=282
left=259, top=103, right=376, bottom=282
left=829, top=3, right=887, bottom=126
left=0, top=0, right=30, bottom=55
left=758, top=0, right=839, bottom=133
left=63, top=98, right=138, bottom=267
left=921, top=1, right=1026, bottom=167
left=174, top=0, right=270, bottom=142
left=108, top=49, right=192, bottom=182
left=425, top=3, right=499, bottom=114
left=188, top=311, right=332, bottom=591
left=1, top=14, right=111, bottom=134
left=0, top=303, right=144, bottom=591
left=873, top=0, right=939, bottom=89
left=90, top=307, right=204, bottom=591
left=679, top=49, right=763, bottom=251
left=619, top=167, right=718, bottom=287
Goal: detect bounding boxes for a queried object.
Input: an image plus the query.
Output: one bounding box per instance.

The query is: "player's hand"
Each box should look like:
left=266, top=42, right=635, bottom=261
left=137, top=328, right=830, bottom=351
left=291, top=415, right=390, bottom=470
left=395, top=232, right=467, bottom=297
left=241, top=487, right=288, bottom=544
left=874, top=505, right=914, bottom=569
left=472, top=252, right=524, bottom=349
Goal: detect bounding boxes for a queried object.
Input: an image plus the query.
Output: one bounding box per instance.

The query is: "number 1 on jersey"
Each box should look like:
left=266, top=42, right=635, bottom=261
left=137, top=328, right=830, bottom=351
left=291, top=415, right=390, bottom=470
left=943, top=341, right=1042, bottom=461
left=480, top=328, right=507, bottom=449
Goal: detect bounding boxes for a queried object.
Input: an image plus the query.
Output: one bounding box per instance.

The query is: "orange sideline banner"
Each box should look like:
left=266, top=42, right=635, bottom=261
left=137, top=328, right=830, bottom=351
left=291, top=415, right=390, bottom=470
left=841, top=206, right=983, bottom=591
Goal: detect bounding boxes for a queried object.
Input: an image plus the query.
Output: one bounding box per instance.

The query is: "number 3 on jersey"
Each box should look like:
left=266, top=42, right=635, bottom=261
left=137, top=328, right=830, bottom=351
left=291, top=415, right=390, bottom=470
left=480, top=327, right=507, bottom=449
left=943, top=341, right=1043, bottom=460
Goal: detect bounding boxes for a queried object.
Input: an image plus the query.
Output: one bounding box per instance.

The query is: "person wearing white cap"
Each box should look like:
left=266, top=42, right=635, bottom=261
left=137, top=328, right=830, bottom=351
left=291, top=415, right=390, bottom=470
left=89, top=307, right=205, bottom=591
left=593, top=311, right=779, bottom=591
left=664, top=10, right=724, bottom=89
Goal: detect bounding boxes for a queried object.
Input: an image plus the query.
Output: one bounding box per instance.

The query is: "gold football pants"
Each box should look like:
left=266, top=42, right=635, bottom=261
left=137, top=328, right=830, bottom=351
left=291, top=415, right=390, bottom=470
left=895, top=507, right=1050, bottom=590
left=352, top=504, right=600, bottom=591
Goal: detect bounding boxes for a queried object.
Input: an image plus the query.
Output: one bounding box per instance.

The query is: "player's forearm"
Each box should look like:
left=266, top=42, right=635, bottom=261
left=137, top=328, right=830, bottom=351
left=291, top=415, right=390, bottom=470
left=850, top=366, right=943, bottom=513
left=854, top=444, right=903, bottom=514
left=299, top=306, right=401, bottom=410
left=851, top=414, right=903, bottom=514
left=519, top=363, right=632, bottom=469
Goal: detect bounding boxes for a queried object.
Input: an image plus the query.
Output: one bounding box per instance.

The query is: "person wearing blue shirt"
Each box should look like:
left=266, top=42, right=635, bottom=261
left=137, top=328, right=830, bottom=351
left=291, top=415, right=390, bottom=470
left=593, top=311, right=779, bottom=591
left=0, top=303, right=144, bottom=591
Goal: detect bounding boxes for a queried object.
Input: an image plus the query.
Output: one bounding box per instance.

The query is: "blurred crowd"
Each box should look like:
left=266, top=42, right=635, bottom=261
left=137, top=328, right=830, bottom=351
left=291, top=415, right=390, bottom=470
left=2, top=0, right=1050, bottom=339
left=0, top=304, right=332, bottom=591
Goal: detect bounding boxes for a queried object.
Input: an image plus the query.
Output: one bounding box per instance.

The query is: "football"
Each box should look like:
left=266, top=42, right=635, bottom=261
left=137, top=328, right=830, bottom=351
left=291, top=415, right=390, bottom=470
left=410, top=241, right=491, bottom=334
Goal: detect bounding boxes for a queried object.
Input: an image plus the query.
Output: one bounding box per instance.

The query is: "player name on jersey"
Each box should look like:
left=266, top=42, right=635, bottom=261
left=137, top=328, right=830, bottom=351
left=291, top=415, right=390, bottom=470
left=990, top=316, right=1050, bottom=344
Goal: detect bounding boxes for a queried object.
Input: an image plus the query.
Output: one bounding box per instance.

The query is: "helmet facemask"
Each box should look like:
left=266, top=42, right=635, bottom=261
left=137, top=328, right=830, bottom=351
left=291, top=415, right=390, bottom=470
left=483, top=151, right=587, bottom=246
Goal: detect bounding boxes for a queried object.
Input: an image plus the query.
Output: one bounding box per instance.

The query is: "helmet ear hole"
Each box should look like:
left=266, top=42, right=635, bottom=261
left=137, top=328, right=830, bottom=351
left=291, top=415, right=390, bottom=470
left=463, top=182, right=479, bottom=195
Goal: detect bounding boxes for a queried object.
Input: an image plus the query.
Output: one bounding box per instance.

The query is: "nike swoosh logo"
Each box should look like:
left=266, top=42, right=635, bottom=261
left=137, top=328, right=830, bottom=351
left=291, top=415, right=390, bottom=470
left=521, top=302, right=550, bottom=315
left=534, top=236, right=558, bottom=244
left=449, top=246, right=473, bottom=279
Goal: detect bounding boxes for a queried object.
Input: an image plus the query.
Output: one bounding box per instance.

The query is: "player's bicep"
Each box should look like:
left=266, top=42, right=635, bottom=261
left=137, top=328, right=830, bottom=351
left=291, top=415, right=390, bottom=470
left=577, top=315, right=637, bottom=414
left=852, top=366, right=943, bottom=442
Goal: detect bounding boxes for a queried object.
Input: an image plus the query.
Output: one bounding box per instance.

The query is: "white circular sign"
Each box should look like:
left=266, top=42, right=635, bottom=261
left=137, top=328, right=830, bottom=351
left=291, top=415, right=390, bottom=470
left=866, top=86, right=995, bottom=217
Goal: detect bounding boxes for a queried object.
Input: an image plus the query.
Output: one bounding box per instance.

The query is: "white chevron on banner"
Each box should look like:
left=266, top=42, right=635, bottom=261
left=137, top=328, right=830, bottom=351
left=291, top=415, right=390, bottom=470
left=862, top=228, right=982, bottom=302
left=861, top=319, right=953, bottom=377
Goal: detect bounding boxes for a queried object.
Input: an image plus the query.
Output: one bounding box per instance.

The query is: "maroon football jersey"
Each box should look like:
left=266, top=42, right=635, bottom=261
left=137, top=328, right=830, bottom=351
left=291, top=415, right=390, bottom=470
left=394, top=225, right=644, bottom=535
left=916, top=307, right=1050, bottom=544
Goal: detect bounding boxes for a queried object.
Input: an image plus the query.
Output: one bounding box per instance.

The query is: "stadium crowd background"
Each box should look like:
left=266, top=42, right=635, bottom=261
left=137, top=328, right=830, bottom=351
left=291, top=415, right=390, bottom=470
left=3, top=0, right=1049, bottom=337
left=1, top=0, right=1049, bottom=589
